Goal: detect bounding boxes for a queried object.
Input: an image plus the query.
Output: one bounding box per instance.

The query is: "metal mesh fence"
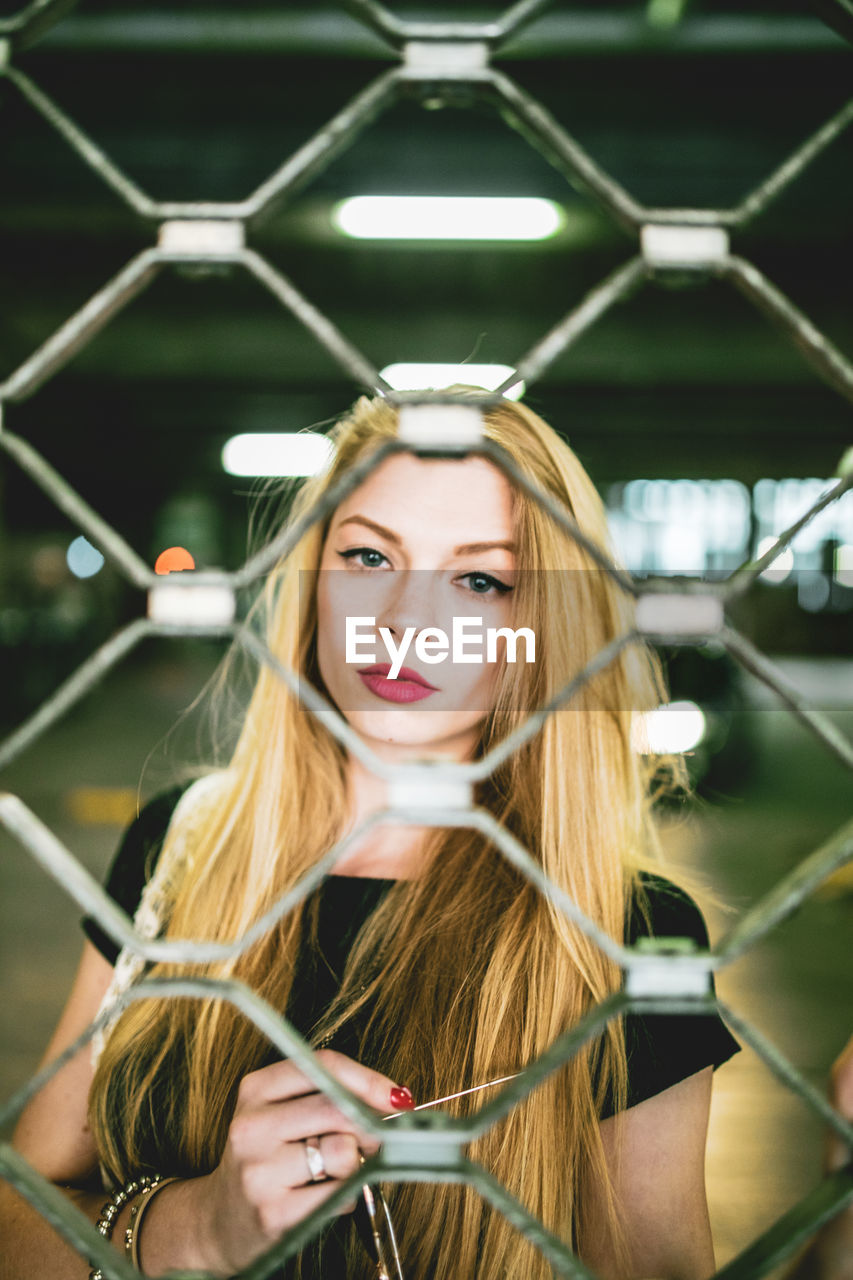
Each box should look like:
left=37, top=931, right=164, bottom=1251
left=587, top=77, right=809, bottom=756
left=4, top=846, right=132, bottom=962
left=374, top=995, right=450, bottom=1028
left=1, top=1, right=852, bottom=1276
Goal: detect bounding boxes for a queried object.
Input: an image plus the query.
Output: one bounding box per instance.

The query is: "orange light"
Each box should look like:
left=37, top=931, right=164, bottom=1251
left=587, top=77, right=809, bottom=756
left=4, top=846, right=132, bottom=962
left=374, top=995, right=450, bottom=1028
left=154, top=546, right=196, bottom=575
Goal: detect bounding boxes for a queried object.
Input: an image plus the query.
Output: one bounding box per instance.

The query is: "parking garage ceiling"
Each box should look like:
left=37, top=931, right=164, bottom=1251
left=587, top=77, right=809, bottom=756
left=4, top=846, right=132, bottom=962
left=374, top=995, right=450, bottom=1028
left=1, top=1, right=851, bottom=537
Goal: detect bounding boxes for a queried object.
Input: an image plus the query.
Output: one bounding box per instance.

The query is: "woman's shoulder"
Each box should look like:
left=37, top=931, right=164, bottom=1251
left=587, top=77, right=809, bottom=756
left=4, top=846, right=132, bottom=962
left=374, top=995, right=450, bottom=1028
left=124, top=782, right=192, bottom=849
left=116, top=773, right=226, bottom=875
left=627, top=870, right=712, bottom=949
left=80, top=772, right=228, bottom=963
left=601, top=870, right=741, bottom=1118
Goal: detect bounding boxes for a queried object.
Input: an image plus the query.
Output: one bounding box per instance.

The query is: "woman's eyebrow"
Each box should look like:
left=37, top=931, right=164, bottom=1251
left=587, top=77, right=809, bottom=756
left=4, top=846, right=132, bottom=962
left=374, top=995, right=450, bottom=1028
left=336, top=515, right=516, bottom=556
left=455, top=540, right=517, bottom=556
left=336, top=515, right=400, bottom=543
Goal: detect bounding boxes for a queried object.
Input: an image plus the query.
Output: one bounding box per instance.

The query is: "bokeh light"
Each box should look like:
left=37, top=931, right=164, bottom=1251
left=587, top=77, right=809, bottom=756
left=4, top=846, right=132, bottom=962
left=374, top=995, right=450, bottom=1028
left=632, top=700, right=707, bottom=755
left=154, top=547, right=196, bottom=575
left=66, top=536, right=105, bottom=579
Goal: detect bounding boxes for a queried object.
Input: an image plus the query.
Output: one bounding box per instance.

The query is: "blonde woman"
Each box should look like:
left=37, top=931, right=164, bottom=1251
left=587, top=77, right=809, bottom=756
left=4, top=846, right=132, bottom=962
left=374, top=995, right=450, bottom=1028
left=2, top=394, right=849, bottom=1279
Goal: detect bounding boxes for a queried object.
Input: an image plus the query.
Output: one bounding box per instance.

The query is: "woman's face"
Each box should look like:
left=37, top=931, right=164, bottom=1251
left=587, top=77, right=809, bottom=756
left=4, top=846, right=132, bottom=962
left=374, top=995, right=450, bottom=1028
left=315, top=452, right=518, bottom=761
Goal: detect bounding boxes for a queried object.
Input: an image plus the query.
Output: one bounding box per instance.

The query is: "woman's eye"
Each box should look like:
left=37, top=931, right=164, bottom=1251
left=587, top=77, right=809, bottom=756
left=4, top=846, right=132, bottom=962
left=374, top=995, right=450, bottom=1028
left=458, top=572, right=512, bottom=596
left=338, top=547, right=389, bottom=569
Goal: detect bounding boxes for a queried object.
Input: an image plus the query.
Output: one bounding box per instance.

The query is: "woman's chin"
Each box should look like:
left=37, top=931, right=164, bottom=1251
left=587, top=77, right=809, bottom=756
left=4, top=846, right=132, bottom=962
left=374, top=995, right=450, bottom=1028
left=345, top=708, right=485, bottom=753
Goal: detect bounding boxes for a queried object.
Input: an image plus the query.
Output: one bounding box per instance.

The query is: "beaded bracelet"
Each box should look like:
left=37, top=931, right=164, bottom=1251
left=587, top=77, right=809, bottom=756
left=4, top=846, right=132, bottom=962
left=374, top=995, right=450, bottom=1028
left=127, top=1176, right=180, bottom=1267
left=88, top=1173, right=163, bottom=1280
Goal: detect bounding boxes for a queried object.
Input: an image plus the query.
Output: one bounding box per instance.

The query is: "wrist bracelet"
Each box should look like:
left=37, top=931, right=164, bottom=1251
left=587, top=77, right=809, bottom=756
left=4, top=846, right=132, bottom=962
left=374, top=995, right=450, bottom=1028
left=88, top=1173, right=162, bottom=1280
left=127, top=1176, right=180, bottom=1269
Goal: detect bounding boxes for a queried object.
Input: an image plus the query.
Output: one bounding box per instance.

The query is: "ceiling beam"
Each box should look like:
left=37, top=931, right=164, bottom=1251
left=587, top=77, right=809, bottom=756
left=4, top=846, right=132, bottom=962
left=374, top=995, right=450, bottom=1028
left=35, top=9, right=847, bottom=59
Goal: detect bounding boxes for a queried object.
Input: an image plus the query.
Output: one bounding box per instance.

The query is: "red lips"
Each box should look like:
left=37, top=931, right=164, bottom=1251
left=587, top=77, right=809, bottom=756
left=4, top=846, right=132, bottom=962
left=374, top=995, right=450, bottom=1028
left=357, top=663, right=438, bottom=690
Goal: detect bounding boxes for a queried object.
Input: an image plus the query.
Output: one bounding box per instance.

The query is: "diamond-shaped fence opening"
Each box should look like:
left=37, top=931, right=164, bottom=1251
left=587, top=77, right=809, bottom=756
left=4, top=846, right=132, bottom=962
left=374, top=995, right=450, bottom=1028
left=7, top=46, right=391, bottom=207
left=501, top=55, right=853, bottom=212
left=1, top=2, right=852, bottom=1278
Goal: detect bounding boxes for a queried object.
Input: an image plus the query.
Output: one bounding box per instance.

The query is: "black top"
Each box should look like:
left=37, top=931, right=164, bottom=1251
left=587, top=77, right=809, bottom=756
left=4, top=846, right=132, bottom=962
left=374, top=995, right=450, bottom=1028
left=83, top=784, right=740, bottom=1110
left=82, top=784, right=740, bottom=1274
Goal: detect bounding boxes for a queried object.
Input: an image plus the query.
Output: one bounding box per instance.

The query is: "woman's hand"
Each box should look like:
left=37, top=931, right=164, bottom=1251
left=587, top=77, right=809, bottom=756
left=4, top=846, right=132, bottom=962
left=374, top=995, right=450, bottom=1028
left=184, top=1050, right=411, bottom=1278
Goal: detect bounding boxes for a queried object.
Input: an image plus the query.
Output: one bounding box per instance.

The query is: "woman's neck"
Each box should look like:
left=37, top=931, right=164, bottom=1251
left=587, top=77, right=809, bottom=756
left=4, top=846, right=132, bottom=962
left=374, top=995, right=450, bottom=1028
left=332, top=741, right=470, bottom=879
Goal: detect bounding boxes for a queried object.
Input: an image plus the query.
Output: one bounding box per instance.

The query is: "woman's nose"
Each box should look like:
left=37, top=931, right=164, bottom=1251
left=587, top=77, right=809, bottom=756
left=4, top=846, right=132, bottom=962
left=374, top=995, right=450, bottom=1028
left=375, top=569, right=441, bottom=638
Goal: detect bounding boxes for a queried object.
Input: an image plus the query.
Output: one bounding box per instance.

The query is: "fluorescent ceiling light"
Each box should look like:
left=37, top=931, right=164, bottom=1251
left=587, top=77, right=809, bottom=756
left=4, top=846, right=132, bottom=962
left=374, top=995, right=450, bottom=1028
left=646, top=0, right=690, bottom=28
left=380, top=363, right=525, bottom=400
left=756, top=535, right=794, bottom=584
left=333, top=196, right=564, bottom=241
left=222, top=432, right=334, bottom=477
left=835, top=544, right=853, bottom=587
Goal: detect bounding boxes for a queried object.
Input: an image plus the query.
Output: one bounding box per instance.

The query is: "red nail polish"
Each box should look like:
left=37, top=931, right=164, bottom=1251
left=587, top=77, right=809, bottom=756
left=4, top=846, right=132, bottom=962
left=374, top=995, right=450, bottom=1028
left=390, top=1085, right=415, bottom=1110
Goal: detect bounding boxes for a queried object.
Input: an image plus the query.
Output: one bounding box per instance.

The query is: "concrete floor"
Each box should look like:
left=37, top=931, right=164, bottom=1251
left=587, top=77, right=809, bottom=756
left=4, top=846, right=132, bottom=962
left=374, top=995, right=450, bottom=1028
left=1, top=644, right=851, bottom=1273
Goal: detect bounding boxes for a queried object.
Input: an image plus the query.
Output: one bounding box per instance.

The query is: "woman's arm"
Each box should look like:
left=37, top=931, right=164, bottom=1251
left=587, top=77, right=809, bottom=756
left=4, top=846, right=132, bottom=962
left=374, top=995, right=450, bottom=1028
left=585, top=1039, right=853, bottom=1280
left=10, top=941, right=113, bottom=1183
left=584, top=1066, right=716, bottom=1280
left=1, top=940, right=247, bottom=1277
left=1, top=938, right=245, bottom=1277
left=1, top=939, right=125, bottom=1277
left=783, top=1035, right=853, bottom=1280
left=1, top=940, right=409, bottom=1279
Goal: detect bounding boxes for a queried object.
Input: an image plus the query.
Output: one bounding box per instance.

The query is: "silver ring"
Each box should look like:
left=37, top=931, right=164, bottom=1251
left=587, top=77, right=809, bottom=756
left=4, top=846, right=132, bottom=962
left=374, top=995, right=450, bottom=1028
left=304, top=1136, right=327, bottom=1183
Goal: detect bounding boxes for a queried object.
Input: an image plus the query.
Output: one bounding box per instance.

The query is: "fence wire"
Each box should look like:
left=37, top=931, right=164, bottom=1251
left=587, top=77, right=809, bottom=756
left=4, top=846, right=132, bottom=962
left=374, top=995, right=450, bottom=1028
left=1, top=2, right=852, bottom=1277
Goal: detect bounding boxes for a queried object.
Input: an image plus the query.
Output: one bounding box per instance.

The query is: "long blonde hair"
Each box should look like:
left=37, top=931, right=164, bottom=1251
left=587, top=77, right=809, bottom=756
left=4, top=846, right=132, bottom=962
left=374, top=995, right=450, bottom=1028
left=89, top=392, right=675, bottom=1277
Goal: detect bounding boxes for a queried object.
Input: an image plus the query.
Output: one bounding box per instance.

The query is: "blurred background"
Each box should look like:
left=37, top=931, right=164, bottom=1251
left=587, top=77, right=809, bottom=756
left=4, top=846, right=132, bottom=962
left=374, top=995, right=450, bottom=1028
left=0, top=0, right=851, bottom=1272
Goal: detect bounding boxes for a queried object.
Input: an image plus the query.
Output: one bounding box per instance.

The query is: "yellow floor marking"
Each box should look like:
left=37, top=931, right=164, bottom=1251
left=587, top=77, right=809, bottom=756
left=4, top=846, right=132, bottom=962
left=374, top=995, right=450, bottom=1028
left=817, top=862, right=853, bottom=899
left=66, top=787, right=138, bottom=826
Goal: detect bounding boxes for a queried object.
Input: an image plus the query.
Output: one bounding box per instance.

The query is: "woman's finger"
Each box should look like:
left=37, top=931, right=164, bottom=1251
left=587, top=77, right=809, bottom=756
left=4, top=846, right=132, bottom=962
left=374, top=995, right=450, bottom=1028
left=302, top=1132, right=364, bottom=1184
left=228, top=1094, right=382, bottom=1160
left=249, top=1172, right=364, bottom=1238
left=244, top=1132, right=365, bottom=1197
left=238, top=1048, right=410, bottom=1117
left=272, top=1093, right=382, bottom=1150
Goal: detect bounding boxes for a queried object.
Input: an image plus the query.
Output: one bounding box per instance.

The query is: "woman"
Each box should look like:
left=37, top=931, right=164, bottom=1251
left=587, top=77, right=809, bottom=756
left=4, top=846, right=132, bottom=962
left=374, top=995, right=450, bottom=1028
left=2, top=392, right=849, bottom=1279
